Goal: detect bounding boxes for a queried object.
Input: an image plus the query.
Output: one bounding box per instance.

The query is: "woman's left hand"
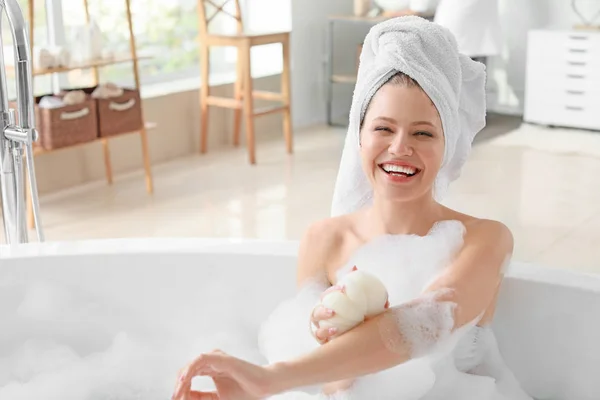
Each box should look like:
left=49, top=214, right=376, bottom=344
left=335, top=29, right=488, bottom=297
left=172, top=350, right=279, bottom=400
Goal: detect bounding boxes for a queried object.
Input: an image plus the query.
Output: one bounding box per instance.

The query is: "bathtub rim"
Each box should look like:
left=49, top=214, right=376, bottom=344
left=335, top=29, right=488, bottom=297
left=0, top=237, right=299, bottom=259
left=1, top=237, right=599, bottom=293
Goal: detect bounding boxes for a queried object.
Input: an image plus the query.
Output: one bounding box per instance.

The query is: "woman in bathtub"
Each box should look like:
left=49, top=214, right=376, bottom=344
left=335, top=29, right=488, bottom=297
left=172, top=16, right=533, bottom=400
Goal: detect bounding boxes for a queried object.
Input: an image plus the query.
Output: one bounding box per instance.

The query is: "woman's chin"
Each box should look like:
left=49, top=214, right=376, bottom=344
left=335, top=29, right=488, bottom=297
left=375, top=178, right=435, bottom=202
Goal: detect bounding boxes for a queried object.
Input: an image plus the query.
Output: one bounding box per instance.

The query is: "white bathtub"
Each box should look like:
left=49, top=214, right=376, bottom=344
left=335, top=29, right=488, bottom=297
left=1, top=238, right=600, bottom=400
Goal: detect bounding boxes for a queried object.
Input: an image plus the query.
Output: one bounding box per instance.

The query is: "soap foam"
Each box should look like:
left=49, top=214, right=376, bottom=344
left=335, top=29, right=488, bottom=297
left=0, top=280, right=265, bottom=400
left=378, top=289, right=458, bottom=359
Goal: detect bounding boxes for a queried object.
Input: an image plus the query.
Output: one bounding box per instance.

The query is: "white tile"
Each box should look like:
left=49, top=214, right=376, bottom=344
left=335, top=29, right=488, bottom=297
left=534, top=212, right=600, bottom=274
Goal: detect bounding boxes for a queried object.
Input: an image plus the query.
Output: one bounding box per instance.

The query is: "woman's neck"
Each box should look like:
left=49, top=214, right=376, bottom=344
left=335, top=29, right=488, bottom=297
left=365, top=193, right=445, bottom=237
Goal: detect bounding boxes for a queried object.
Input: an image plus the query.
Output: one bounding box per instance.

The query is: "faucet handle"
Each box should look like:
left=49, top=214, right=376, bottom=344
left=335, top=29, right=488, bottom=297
left=4, top=126, right=34, bottom=144
left=8, top=108, right=16, bottom=125
left=5, top=108, right=38, bottom=142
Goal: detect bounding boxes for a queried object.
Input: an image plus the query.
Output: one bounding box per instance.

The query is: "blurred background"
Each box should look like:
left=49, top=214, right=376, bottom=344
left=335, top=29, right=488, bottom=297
left=1, top=0, right=599, bottom=274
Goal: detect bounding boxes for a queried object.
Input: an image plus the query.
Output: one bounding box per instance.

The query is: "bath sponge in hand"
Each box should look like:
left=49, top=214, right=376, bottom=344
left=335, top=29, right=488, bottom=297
left=318, top=268, right=389, bottom=336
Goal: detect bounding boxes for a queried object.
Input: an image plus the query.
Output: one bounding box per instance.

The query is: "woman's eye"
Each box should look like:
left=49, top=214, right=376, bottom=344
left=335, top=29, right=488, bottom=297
left=415, top=131, right=433, bottom=137
left=374, top=126, right=393, bottom=133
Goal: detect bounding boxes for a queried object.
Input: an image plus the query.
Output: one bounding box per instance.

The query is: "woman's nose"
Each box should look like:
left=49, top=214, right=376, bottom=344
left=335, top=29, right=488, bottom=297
left=388, top=132, right=413, bottom=156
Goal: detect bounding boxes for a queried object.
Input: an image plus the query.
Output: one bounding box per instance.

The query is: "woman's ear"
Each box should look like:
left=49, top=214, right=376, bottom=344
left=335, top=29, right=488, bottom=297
left=358, top=126, right=363, bottom=147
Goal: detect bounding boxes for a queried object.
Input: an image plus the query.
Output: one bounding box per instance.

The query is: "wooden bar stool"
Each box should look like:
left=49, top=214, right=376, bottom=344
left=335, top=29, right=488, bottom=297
left=197, top=0, right=293, bottom=164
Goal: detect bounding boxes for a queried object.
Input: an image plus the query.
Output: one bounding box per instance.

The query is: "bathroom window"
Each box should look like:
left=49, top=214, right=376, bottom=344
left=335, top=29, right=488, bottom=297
left=1, top=0, right=291, bottom=99
left=55, top=0, right=239, bottom=89
left=224, top=0, right=292, bottom=77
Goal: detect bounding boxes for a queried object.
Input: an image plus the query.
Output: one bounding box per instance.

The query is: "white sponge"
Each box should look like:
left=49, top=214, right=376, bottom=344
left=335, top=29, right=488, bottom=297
left=319, top=268, right=389, bottom=336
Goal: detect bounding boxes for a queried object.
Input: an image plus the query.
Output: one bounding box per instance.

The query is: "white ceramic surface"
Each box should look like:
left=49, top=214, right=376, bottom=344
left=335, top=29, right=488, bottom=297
left=1, top=239, right=599, bottom=399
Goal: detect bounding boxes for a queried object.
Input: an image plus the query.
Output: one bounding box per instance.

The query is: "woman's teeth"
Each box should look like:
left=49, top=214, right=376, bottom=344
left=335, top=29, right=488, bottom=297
left=380, top=164, right=418, bottom=176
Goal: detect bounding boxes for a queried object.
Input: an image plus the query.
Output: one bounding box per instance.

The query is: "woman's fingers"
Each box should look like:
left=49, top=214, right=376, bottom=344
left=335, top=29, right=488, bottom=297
left=187, top=391, right=220, bottom=400
left=311, top=284, right=345, bottom=325
left=315, top=326, right=338, bottom=343
left=173, top=352, right=229, bottom=400
left=311, top=305, right=335, bottom=323
left=173, top=372, right=192, bottom=400
left=310, top=285, right=345, bottom=344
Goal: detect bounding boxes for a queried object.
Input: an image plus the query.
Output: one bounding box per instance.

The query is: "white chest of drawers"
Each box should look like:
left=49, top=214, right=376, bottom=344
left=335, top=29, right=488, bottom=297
left=524, top=30, right=600, bottom=131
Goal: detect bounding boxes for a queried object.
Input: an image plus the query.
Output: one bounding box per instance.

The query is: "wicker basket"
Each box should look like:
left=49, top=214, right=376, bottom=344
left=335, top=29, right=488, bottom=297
left=98, top=87, right=143, bottom=137
left=65, top=86, right=143, bottom=138
left=10, top=95, right=98, bottom=150
left=36, top=94, right=98, bottom=150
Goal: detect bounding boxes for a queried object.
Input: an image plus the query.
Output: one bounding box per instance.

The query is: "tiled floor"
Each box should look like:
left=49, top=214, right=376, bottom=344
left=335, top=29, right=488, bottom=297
left=2, top=117, right=600, bottom=274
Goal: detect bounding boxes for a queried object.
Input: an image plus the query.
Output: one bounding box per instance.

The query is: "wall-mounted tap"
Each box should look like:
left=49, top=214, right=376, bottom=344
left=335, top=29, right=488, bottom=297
left=0, top=0, right=44, bottom=244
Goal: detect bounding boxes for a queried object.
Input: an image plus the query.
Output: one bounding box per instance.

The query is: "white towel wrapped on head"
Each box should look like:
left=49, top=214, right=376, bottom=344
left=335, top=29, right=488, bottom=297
left=331, top=16, right=487, bottom=217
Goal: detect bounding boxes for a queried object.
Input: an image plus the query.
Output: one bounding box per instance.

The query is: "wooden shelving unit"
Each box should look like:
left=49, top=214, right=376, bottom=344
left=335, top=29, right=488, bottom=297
left=24, top=0, right=156, bottom=229
left=32, top=122, right=157, bottom=156
left=7, top=54, right=153, bottom=77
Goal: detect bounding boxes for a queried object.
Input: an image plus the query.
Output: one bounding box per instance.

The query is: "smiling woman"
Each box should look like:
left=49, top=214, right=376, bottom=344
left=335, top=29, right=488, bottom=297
left=359, top=72, right=445, bottom=202
left=171, top=17, right=538, bottom=400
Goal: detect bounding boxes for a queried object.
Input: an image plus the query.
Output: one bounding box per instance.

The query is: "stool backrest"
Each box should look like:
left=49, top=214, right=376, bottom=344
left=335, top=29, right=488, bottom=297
left=198, top=0, right=243, bottom=37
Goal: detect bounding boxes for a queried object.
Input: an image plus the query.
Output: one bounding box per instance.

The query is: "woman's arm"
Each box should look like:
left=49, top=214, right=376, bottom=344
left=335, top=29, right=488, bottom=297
left=267, top=220, right=513, bottom=394
left=296, top=219, right=340, bottom=288
left=296, top=219, right=350, bottom=343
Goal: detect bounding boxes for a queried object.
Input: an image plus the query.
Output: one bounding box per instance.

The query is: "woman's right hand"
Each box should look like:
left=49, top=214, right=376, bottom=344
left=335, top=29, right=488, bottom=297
left=312, top=284, right=357, bottom=395
left=310, top=284, right=345, bottom=344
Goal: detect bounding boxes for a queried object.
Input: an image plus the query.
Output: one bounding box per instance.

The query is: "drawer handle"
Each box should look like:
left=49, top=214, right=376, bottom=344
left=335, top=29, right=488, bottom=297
left=567, top=74, right=586, bottom=79
left=568, top=48, right=588, bottom=53
left=60, top=107, right=90, bottom=120
left=569, top=35, right=589, bottom=40
left=565, top=106, right=584, bottom=111
left=109, top=98, right=136, bottom=112
left=566, top=90, right=585, bottom=95
left=567, top=61, right=587, bottom=66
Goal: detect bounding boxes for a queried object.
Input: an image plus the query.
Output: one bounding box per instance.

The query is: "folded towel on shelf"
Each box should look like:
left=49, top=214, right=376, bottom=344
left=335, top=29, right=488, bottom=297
left=38, top=89, right=87, bottom=109
left=51, top=46, right=71, bottom=68
left=92, top=82, right=124, bottom=99
left=38, top=96, right=65, bottom=109
left=62, top=90, right=87, bottom=105
left=35, top=46, right=71, bottom=69
left=35, top=48, right=55, bottom=70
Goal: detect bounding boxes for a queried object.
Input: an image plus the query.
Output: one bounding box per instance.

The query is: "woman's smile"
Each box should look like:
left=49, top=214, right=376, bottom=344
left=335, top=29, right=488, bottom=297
left=378, top=161, right=422, bottom=183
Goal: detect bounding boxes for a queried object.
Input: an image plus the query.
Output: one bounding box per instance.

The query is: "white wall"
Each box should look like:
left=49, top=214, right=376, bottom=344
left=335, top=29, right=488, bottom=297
left=287, top=0, right=600, bottom=119
left=487, top=0, right=595, bottom=115
left=288, top=0, right=586, bottom=123
left=290, top=0, right=370, bottom=127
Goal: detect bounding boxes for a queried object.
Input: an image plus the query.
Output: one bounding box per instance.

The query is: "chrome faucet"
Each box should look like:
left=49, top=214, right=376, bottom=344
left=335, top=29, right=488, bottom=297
left=0, top=0, right=44, bottom=244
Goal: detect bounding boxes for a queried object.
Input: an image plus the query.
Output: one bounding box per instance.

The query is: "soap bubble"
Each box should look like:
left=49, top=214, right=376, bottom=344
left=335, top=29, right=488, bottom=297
left=0, top=280, right=265, bottom=400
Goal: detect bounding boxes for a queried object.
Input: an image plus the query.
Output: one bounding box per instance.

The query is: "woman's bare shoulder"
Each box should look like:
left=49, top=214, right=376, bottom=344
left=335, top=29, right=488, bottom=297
left=444, top=208, right=514, bottom=262
left=445, top=208, right=512, bottom=244
left=432, top=211, right=514, bottom=325
left=296, top=215, right=360, bottom=286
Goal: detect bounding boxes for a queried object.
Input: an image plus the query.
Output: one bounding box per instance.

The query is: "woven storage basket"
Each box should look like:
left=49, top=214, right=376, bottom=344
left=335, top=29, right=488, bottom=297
left=65, top=86, right=143, bottom=138
left=10, top=95, right=98, bottom=150
left=98, top=87, right=143, bottom=137
left=37, top=94, right=98, bottom=150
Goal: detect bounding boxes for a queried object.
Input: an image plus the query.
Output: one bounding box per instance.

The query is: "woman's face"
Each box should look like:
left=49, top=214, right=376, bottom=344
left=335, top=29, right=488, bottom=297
left=359, top=83, right=444, bottom=202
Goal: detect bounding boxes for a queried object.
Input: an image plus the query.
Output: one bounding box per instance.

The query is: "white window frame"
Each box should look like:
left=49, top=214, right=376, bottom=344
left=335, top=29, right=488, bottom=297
left=45, top=0, right=68, bottom=92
